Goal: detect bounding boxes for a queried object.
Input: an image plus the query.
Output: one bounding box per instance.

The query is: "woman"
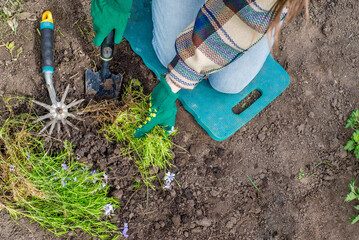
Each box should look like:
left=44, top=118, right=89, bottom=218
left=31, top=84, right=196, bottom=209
left=91, top=0, right=309, bottom=138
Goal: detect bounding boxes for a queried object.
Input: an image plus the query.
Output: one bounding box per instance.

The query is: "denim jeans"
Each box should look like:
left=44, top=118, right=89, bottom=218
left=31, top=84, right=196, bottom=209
left=151, top=0, right=273, bottom=94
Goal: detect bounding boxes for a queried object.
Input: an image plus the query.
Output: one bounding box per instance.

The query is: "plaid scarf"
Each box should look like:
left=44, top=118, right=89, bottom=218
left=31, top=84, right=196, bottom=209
left=167, top=0, right=287, bottom=89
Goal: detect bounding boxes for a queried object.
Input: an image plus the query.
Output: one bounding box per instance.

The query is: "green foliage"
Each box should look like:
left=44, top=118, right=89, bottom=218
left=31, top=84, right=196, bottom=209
left=0, top=104, right=120, bottom=239
left=345, top=109, right=359, bottom=159
left=346, top=109, right=359, bottom=129
left=101, top=79, right=176, bottom=189
left=298, top=169, right=305, bottom=180
left=345, top=180, right=359, bottom=224
left=0, top=2, right=24, bottom=60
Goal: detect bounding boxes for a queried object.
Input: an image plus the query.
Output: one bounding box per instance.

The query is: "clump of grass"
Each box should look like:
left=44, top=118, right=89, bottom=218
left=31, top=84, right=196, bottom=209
left=0, top=101, right=120, bottom=239
left=87, top=79, right=176, bottom=189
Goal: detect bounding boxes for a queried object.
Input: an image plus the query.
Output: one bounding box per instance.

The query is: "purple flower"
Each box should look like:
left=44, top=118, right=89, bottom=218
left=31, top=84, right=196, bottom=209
left=74, top=177, right=77, bottom=182
left=61, top=179, right=67, bottom=186
left=103, top=173, right=108, bottom=184
left=103, top=204, right=114, bottom=215
left=122, top=222, right=129, bottom=238
left=90, top=170, right=97, bottom=175
left=62, top=162, right=68, bottom=170
left=9, top=165, right=15, bottom=172
left=26, top=153, right=31, bottom=159
left=102, top=182, right=106, bottom=187
left=164, top=172, right=175, bottom=182
left=163, top=182, right=171, bottom=189
left=76, top=154, right=81, bottom=160
left=163, top=172, right=175, bottom=190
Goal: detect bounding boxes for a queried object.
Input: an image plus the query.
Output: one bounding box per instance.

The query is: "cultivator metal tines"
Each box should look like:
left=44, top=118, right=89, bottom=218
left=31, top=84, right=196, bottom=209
left=33, top=84, right=84, bottom=136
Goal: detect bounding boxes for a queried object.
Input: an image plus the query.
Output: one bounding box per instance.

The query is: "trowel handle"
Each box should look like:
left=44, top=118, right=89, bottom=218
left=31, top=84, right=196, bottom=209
left=100, top=30, right=115, bottom=62
left=40, top=11, right=54, bottom=73
left=99, top=30, right=115, bottom=79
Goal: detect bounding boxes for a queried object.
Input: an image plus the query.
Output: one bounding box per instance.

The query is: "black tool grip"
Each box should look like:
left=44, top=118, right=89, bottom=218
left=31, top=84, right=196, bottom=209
left=41, top=27, right=54, bottom=70
left=100, top=30, right=115, bottom=61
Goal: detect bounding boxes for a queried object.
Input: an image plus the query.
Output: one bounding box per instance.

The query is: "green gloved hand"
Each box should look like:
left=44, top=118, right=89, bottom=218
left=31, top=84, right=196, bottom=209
left=134, top=76, right=179, bottom=138
left=91, top=0, right=133, bottom=46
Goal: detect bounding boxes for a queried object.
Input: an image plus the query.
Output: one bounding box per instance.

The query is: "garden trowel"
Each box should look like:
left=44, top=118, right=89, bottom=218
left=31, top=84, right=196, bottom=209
left=85, top=30, right=122, bottom=98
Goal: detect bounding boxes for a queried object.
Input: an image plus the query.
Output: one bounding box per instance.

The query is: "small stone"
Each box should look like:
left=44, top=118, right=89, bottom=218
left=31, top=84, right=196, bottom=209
left=184, top=232, right=189, bottom=237
left=111, top=190, right=123, bottom=199
left=114, top=148, right=121, bottom=155
left=226, top=217, right=237, bottom=229
left=192, top=227, right=202, bottom=233
left=172, top=215, right=181, bottom=227
left=308, top=112, right=315, bottom=118
left=258, top=133, right=265, bottom=141
left=196, top=209, right=203, bottom=216
left=197, top=218, right=212, bottom=227
left=323, top=175, right=335, bottom=181
left=297, top=124, right=305, bottom=134
left=210, top=190, right=219, bottom=197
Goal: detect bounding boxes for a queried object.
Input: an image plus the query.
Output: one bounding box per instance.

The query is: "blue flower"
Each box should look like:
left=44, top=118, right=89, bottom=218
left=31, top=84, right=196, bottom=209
left=163, top=182, right=171, bottom=189
left=163, top=172, right=175, bottom=190
left=74, top=177, right=77, bottom=182
left=164, top=172, right=175, bottom=182
left=122, top=222, right=129, bottom=238
left=62, top=162, right=68, bottom=170
left=103, top=173, right=108, bottom=184
left=9, top=165, right=15, bottom=172
left=61, top=179, right=67, bottom=186
left=90, top=170, right=97, bottom=175
left=103, top=204, right=114, bottom=215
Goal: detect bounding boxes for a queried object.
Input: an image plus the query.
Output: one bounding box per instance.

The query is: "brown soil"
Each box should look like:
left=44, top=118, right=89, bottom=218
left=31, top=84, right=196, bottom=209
left=0, top=0, right=359, bottom=239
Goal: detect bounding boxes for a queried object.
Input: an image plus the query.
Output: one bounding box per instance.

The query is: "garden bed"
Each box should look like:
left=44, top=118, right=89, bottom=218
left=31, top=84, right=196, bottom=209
left=0, top=0, right=359, bottom=239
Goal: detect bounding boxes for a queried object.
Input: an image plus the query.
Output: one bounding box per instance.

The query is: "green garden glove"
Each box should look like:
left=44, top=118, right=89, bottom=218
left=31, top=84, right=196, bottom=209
left=134, top=76, right=179, bottom=138
left=91, top=0, right=133, bottom=46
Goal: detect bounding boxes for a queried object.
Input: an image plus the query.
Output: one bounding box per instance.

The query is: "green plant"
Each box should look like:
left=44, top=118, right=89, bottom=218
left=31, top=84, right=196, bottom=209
left=0, top=101, right=120, bottom=239
left=246, top=175, right=260, bottom=192
left=345, top=180, right=359, bottom=224
left=98, top=79, right=176, bottom=189
left=298, top=169, right=305, bottom=180
left=345, top=109, right=359, bottom=159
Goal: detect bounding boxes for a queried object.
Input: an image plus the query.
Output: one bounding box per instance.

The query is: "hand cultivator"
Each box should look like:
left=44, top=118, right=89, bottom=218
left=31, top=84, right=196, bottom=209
left=33, top=11, right=84, bottom=136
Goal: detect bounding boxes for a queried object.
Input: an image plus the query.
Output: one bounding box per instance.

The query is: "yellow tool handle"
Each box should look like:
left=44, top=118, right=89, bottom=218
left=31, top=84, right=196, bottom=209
left=41, top=11, right=53, bottom=23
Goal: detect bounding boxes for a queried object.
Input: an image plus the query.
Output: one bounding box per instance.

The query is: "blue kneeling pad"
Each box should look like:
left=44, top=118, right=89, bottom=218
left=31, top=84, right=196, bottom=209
left=124, top=0, right=290, bottom=141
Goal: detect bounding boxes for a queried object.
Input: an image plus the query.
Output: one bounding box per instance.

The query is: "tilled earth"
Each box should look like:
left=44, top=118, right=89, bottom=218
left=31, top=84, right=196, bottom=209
left=0, top=0, right=359, bottom=239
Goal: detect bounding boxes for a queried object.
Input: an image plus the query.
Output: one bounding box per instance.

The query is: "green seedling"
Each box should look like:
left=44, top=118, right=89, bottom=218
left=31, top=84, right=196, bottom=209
left=345, top=109, right=359, bottom=159
left=345, top=180, right=359, bottom=224
left=298, top=169, right=305, bottom=180
left=246, top=175, right=260, bottom=192
left=132, top=178, right=142, bottom=190
left=0, top=41, right=22, bottom=60
left=314, top=161, right=333, bottom=169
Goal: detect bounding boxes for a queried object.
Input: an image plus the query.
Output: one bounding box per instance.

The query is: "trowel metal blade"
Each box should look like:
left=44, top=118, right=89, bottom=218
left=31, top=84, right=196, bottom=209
left=85, top=69, right=122, bottom=98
